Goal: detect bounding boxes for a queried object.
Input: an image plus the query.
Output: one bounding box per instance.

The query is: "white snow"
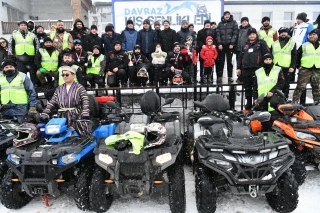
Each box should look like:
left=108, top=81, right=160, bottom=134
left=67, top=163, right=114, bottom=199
left=1, top=166, right=319, bottom=213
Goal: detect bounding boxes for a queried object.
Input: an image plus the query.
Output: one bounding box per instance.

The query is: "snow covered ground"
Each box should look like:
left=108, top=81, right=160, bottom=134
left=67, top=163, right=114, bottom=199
left=1, top=166, right=319, bottom=213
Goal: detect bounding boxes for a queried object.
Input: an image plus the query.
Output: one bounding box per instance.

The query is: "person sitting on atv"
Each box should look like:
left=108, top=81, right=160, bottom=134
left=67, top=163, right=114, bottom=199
left=41, top=66, right=90, bottom=135
left=165, top=42, right=190, bottom=84
left=0, top=59, right=38, bottom=123
left=128, top=44, right=150, bottom=86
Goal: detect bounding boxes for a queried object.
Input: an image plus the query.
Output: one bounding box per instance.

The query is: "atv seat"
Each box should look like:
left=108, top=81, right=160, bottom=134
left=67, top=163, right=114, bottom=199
left=198, top=116, right=224, bottom=128
left=278, top=104, right=304, bottom=112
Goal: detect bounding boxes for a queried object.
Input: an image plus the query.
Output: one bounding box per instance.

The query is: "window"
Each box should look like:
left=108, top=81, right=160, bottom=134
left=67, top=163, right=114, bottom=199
left=232, top=12, right=242, bottom=24
left=7, top=7, right=24, bottom=22
left=283, top=12, right=293, bottom=28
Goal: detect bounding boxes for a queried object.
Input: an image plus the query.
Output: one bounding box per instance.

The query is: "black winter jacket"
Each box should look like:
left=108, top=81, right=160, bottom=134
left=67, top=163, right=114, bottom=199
left=176, top=28, right=196, bottom=46
left=159, top=28, right=177, bottom=53
left=197, top=28, right=216, bottom=51
left=82, top=33, right=102, bottom=52
left=165, top=51, right=187, bottom=70
left=216, top=15, right=238, bottom=46
left=131, top=53, right=150, bottom=69
left=105, top=49, right=129, bottom=71
left=137, top=28, right=158, bottom=54
left=102, top=32, right=122, bottom=55
left=236, top=24, right=252, bottom=52
left=71, top=19, right=87, bottom=40
left=237, top=39, right=270, bottom=70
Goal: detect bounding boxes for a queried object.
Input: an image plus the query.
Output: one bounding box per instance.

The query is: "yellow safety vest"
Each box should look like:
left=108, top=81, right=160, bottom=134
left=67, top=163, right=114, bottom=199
left=301, top=42, right=320, bottom=68
left=272, top=39, right=296, bottom=68
left=255, top=66, right=281, bottom=112
left=58, top=65, right=79, bottom=86
left=86, top=55, right=105, bottom=75
left=50, top=31, right=70, bottom=50
left=258, top=28, right=276, bottom=48
left=12, top=31, right=36, bottom=56
left=0, top=72, right=28, bottom=104
left=39, top=48, right=59, bottom=72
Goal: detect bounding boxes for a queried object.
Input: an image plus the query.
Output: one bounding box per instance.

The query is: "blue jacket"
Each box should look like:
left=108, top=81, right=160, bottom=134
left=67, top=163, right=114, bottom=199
left=137, top=28, right=158, bottom=54
left=102, top=31, right=122, bottom=55
left=121, top=27, right=138, bottom=51
left=0, top=71, right=37, bottom=116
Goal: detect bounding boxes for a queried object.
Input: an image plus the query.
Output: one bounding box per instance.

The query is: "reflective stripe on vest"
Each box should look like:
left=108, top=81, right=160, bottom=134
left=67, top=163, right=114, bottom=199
left=272, top=39, right=295, bottom=68
left=58, top=65, right=79, bottom=86
left=12, top=31, right=35, bottom=56
left=86, top=55, right=104, bottom=75
left=50, top=31, right=70, bottom=50
left=301, top=42, right=320, bottom=68
left=258, top=28, right=276, bottom=48
left=39, top=48, right=59, bottom=72
left=255, top=66, right=281, bottom=111
left=0, top=72, right=28, bottom=104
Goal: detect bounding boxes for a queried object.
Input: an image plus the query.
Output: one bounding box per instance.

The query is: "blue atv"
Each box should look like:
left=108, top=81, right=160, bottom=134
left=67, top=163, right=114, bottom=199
left=0, top=95, right=121, bottom=211
left=89, top=91, right=185, bottom=213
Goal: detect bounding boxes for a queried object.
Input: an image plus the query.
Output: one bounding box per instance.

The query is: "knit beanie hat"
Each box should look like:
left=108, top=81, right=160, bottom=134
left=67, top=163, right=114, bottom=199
left=181, top=20, right=188, bottom=26
left=163, top=20, right=170, bottom=25
left=247, top=28, right=257, bottom=36
left=309, top=29, right=319, bottom=36
left=143, top=19, right=150, bottom=25
left=224, top=11, right=230, bottom=15
left=204, top=20, right=211, bottom=26
left=126, top=20, right=134, bottom=25
left=1, top=59, right=17, bottom=68
left=43, top=37, right=53, bottom=43
left=154, top=21, right=160, bottom=27
left=241, top=17, right=249, bottom=23
left=263, top=53, right=273, bottom=61
left=90, top=25, right=98, bottom=30
left=278, top=27, right=289, bottom=34
left=261, top=16, right=270, bottom=24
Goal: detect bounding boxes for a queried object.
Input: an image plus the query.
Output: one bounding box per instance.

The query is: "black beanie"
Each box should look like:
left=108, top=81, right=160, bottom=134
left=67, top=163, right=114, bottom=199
left=92, top=45, right=101, bottom=52
left=241, top=17, right=249, bottom=23
left=309, top=29, right=319, bottom=36
left=188, top=23, right=194, bottom=28
left=91, top=25, right=98, bottom=30
left=204, top=20, right=211, bottom=26
left=105, top=25, right=113, bottom=32
left=261, top=16, right=270, bottom=24
left=1, top=59, right=17, bottom=68
left=163, top=20, right=170, bottom=25
left=126, top=20, right=134, bottom=25
left=247, top=28, right=257, bottom=36
left=278, top=27, right=289, bottom=34
left=263, top=53, right=273, bottom=61
left=296, top=12, right=308, bottom=22
left=43, top=37, right=53, bottom=43
left=18, top=20, right=28, bottom=26
left=143, top=19, right=150, bottom=25
left=114, top=41, right=121, bottom=46
left=224, top=11, right=230, bottom=15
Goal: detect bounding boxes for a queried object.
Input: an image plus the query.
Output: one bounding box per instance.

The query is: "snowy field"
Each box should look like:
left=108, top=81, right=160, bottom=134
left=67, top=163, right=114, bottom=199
left=1, top=166, right=319, bottom=213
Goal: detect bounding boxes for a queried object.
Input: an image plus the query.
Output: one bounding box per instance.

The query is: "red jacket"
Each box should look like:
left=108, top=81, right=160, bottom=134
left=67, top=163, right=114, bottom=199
left=181, top=47, right=198, bottom=64
left=200, top=36, right=218, bottom=68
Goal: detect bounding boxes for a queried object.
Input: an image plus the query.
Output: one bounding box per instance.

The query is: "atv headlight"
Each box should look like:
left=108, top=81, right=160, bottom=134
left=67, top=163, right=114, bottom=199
left=156, top=153, right=172, bottom=165
left=209, top=158, right=232, bottom=170
left=10, top=154, right=21, bottom=165
left=98, top=154, right=113, bottom=165
left=61, top=153, right=77, bottom=164
left=294, top=131, right=316, bottom=140
left=46, top=125, right=61, bottom=134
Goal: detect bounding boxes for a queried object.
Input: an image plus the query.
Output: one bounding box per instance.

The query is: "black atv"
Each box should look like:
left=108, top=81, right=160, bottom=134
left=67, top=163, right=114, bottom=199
left=89, top=90, right=185, bottom=213
left=187, top=94, right=299, bottom=213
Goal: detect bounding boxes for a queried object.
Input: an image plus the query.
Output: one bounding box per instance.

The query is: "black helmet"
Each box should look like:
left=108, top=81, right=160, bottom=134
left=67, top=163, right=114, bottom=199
left=140, top=91, right=160, bottom=116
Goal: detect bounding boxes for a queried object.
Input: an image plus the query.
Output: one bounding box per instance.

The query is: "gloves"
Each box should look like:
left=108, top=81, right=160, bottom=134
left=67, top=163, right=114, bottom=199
left=40, top=113, right=50, bottom=121
left=28, top=106, right=37, bottom=117
left=39, top=67, right=47, bottom=74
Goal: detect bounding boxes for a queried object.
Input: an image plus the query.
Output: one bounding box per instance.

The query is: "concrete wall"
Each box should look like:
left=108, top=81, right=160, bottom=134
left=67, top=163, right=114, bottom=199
left=29, top=0, right=72, bottom=21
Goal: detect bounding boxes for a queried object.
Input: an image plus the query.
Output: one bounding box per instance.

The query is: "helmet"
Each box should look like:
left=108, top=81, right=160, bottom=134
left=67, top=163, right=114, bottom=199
left=137, top=67, right=148, bottom=78
left=13, top=123, right=39, bottom=147
left=172, top=70, right=183, bottom=85
left=144, top=123, right=166, bottom=149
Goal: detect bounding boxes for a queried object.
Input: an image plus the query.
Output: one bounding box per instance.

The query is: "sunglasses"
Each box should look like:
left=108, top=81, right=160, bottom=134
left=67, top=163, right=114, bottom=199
left=0, top=41, right=5, bottom=44
left=61, top=74, right=70, bottom=77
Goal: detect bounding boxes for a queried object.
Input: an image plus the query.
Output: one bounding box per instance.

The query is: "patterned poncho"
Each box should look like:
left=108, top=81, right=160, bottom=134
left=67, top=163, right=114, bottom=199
left=43, top=82, right=90, bottom=135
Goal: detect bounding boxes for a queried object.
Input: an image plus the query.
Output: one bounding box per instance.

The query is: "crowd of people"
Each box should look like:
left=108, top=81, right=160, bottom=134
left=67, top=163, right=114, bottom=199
left=0, top=11, right=319, bottom=120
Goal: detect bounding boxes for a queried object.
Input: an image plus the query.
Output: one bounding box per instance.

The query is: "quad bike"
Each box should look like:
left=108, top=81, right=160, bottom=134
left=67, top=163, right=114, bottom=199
left=186, top=94, right=299, bottom=213
left=89, top=90, right=185, bottom=213
left=271, top=90, right=320, bottom=180
left=0, top=95, right=121, bottom=211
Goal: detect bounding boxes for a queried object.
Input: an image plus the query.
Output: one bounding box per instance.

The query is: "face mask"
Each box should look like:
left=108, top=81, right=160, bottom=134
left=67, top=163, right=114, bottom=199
left=4, top=69, right=16, bottom=77
left=263, top=62, right=273, bottom=69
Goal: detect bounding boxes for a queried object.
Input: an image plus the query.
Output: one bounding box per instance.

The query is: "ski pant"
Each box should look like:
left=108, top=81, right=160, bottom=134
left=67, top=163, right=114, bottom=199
left=216, top=45, right=233, bottom=78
